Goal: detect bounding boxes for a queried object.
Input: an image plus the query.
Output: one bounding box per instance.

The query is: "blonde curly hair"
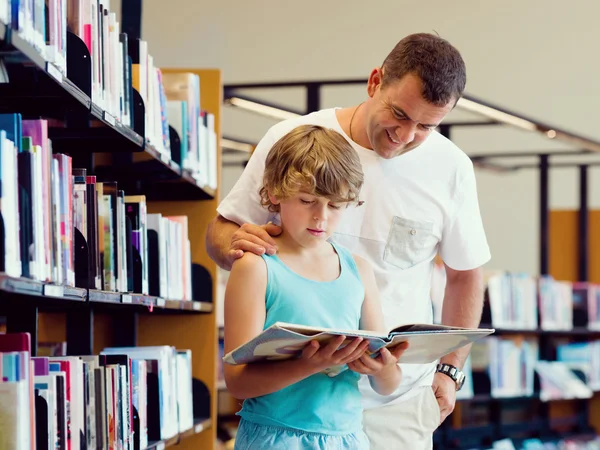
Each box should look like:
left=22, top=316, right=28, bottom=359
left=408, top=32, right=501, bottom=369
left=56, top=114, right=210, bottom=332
left=259, top=125, right=364, bottom=213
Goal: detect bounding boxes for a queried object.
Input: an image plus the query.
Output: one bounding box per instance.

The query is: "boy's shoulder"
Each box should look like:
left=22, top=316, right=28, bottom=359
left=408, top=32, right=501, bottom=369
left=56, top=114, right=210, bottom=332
left=230, top=252, right=268, bottom=277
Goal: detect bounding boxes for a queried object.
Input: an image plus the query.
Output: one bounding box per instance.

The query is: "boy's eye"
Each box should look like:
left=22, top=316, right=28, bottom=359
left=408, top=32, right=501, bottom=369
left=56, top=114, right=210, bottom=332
left=300, top=199, right=313, bottom=205
left=328, top=203, right=342, bottom=210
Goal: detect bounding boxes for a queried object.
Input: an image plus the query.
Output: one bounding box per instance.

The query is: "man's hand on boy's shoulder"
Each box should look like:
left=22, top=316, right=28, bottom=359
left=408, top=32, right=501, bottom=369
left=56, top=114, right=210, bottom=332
left=228, top=221, right=282, bottom=264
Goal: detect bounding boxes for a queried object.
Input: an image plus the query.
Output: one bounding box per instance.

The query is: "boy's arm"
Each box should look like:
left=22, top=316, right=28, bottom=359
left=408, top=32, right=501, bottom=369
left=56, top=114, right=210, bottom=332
left=350, top=255, right=407, bottom=396
left=223, top=253, right=368, bottom=400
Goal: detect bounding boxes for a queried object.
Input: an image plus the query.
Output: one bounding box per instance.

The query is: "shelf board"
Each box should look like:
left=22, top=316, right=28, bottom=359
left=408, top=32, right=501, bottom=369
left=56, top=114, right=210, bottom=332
left=0, top=274, right=210, bottom=314
left=89, top=289, right=212, bottom=313
left=145, top=418, right=212, bottom=450
left=0, top=274, right=87, bottom=309
left=0, top=23, right=91, bottom=116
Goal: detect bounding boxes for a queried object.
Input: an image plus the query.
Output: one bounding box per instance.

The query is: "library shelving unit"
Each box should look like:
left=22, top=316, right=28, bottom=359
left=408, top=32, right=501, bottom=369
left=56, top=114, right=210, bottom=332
left=0, top=15, right=222, bottom=450
left=220, top=79, right=600, bottom=449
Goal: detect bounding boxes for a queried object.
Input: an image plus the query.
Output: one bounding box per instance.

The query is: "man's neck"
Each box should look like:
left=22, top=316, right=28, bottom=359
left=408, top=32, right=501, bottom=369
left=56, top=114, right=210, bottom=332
left=336, top=104, right=371, bottom=150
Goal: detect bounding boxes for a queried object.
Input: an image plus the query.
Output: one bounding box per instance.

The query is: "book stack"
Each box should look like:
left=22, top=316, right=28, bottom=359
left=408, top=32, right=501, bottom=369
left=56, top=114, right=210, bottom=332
left=484, top=271, right=600, bottom=332
left=556, top=340, right=600, bottom=391
left=2, top=0, right=68, bottom=73
left=486, top=335, right=539, bottom=398
left=0, top=114, right=195, bottom=299
left=486, top=271, right=538, bottom=330
left=67, top=0, right=133, bottom=127
left=163, top=72, right=218, bottom=189
left=0, top=332, right=195, bottom=449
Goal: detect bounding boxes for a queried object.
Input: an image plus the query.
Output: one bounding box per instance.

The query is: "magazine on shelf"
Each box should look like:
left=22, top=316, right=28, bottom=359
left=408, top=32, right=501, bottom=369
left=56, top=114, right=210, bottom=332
left=223, top=322, right=495, bottom=377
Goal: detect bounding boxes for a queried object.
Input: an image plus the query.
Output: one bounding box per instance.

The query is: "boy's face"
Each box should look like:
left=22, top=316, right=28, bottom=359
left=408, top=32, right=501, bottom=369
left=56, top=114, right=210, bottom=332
left=271, top=190, right=348, bottom=248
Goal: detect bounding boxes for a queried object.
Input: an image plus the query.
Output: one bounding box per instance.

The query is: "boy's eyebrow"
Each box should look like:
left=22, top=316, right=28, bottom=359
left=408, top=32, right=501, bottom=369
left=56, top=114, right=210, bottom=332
left=391, top=105, right=438, bottom=128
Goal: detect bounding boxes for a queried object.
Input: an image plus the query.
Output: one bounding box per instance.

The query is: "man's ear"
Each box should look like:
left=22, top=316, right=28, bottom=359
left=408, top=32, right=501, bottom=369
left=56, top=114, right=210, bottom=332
left=367, top=67, right=383, bottom=98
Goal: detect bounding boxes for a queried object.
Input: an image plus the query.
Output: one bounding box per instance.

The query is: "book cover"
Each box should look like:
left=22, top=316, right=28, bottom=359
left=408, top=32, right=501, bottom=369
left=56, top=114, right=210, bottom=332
left=223, top=322, right=494, bottom=377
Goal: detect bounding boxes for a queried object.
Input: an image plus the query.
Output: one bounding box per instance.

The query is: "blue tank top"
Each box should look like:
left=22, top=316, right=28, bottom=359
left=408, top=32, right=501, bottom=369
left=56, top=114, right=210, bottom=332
left=237, top=242, right=366, bottom=435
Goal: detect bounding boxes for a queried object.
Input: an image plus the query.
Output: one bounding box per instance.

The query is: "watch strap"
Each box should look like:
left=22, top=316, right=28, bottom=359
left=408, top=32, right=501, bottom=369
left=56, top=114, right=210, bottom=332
left=436, top=363, right=465, bottom=391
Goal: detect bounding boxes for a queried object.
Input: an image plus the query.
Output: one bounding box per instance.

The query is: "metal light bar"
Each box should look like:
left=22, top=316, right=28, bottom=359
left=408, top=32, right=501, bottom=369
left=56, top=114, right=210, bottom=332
left=224, top=79, right=600, bottom=153
left=456, top=98, right=537, bottom=132
left=225, top=97, right=301, bottom=121
left=222, top=138, right=255, bottom=153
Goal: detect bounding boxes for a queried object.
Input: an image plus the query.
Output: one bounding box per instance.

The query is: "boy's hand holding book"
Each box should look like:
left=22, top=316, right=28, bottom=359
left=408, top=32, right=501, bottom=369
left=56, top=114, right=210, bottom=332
left=348, top=342, right=410, bottom=396
left=301, top=335, right=369, bottom=374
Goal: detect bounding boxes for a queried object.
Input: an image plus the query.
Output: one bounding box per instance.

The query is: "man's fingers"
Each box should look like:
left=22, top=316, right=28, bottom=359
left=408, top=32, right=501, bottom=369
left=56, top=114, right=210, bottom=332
left=263, top=222, right=283, bottom=237
left=228, top=249, right=244, bottom=261
left=240, top=223, right=279, bottom=248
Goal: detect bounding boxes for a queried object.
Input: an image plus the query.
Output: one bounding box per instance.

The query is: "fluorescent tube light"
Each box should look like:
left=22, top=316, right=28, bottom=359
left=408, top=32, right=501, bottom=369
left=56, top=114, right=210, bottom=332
left=222, top=138, right=255, bottom=153
left=225, top=97, right=301, bottom=121
left=456, top=98, right=537, bottom=132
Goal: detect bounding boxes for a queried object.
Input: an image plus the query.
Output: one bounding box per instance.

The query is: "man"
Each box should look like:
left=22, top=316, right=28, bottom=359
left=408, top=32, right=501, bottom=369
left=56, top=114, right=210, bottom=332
left=207, top=33, right=490, bottom=449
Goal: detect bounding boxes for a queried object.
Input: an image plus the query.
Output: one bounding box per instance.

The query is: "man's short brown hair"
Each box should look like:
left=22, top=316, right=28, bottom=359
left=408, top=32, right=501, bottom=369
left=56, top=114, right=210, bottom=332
left=259, top=125, right=364, bottom=213
left=381, top=33, right=466, bottom=106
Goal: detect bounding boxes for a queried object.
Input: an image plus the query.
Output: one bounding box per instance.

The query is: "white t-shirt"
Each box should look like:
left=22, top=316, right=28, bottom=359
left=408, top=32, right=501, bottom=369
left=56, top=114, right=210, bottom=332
left=217, top=108, right=491, bottom=409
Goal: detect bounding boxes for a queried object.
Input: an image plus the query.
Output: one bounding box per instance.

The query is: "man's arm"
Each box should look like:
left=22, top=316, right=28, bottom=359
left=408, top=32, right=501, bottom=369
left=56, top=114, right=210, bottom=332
left=432, top=265, right=484, bottom=424
left=439, top=265, right=484, bottom=367
left=205, top=214, right=281, bottom=271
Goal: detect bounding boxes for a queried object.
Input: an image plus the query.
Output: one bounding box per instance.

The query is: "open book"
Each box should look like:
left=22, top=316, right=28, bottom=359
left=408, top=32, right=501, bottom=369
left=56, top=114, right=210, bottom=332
left=223, top=322, right=495, bottom=377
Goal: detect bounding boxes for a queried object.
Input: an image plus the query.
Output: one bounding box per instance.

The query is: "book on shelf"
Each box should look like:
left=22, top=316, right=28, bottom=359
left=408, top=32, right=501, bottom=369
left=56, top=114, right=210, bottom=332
left=486, top=335, right=538, bottom=398
left=534, top=360, right=593, bottom=402
left=484, top=270, right=600, bottom=331
left=2, top=0, right=221, bottom=186
left=0, top=114, right=196, bottom=300
left=223, top=321, right=494, bottom=377
left=0, top=332, right=196, bottom=449
left=556, top=340, right=600, bottom=391
left=162, top=72, right=219, bottom=188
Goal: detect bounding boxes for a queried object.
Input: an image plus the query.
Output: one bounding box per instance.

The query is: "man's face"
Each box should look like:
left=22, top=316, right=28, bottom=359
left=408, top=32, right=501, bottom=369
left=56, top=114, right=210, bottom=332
left=364, top=70, right=455, bottom=159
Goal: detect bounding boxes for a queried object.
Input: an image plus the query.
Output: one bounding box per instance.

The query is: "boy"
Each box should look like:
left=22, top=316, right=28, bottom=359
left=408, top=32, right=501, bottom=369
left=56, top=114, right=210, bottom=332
left=224, top=125, right=407, bottom=449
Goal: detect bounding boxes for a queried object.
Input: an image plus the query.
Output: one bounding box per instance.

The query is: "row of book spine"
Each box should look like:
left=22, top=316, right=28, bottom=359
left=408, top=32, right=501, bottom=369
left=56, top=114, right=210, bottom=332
left=0, top=114, right=193, bottom=299
left=0, top=0, right=218, bottom=190
left=464, top=335, right=600, bottom=400
left=0, top=332, right=194, bottom=450
left=486, top=271, right=600, bottom=331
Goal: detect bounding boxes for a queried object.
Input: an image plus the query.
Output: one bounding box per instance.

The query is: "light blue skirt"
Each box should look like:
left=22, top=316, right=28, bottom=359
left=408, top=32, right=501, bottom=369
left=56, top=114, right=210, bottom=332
left=234, top=419, right=370, bottom=450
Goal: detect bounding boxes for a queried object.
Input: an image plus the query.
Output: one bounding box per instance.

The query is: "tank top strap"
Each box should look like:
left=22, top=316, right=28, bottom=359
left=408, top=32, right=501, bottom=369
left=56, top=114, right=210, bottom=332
left=329, top=241, right=360, bottom=280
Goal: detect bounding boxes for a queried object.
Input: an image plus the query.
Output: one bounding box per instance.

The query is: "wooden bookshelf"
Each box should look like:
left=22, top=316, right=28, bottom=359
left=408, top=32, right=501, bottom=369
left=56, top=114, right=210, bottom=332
left=0, top=15, right=222, bottom=447
left=142, top=67, right=222, bottom=450
left=549, top=209, right=600, bottom=437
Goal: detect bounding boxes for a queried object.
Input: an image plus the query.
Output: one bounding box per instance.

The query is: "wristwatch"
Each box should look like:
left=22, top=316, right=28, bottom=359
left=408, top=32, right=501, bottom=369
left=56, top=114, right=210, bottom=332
left=436, top=363, right=465, bottom=391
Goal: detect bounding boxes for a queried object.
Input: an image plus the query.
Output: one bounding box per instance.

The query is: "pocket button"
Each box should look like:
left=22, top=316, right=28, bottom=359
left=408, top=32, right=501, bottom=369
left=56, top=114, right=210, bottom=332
left=410, top=229, right=416, bottom=235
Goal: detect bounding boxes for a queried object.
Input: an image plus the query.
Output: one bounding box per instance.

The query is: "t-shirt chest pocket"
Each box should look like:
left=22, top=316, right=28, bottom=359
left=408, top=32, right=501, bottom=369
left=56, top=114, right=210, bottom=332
left=383, top=216, right=435, bottom=270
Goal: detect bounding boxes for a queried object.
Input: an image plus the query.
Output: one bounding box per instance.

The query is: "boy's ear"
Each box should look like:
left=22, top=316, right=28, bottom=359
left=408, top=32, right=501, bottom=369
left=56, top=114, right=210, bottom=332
left=268, top=191, right=280, bottom=205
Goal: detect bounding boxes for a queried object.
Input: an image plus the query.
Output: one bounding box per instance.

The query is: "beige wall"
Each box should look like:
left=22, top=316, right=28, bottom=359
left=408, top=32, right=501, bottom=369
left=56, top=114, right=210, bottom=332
left=129, top=0, right=600, bottom=276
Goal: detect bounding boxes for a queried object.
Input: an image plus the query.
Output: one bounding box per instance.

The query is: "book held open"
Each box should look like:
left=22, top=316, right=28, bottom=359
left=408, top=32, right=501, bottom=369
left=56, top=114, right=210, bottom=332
left=223, top=322, right=495, bottom=377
